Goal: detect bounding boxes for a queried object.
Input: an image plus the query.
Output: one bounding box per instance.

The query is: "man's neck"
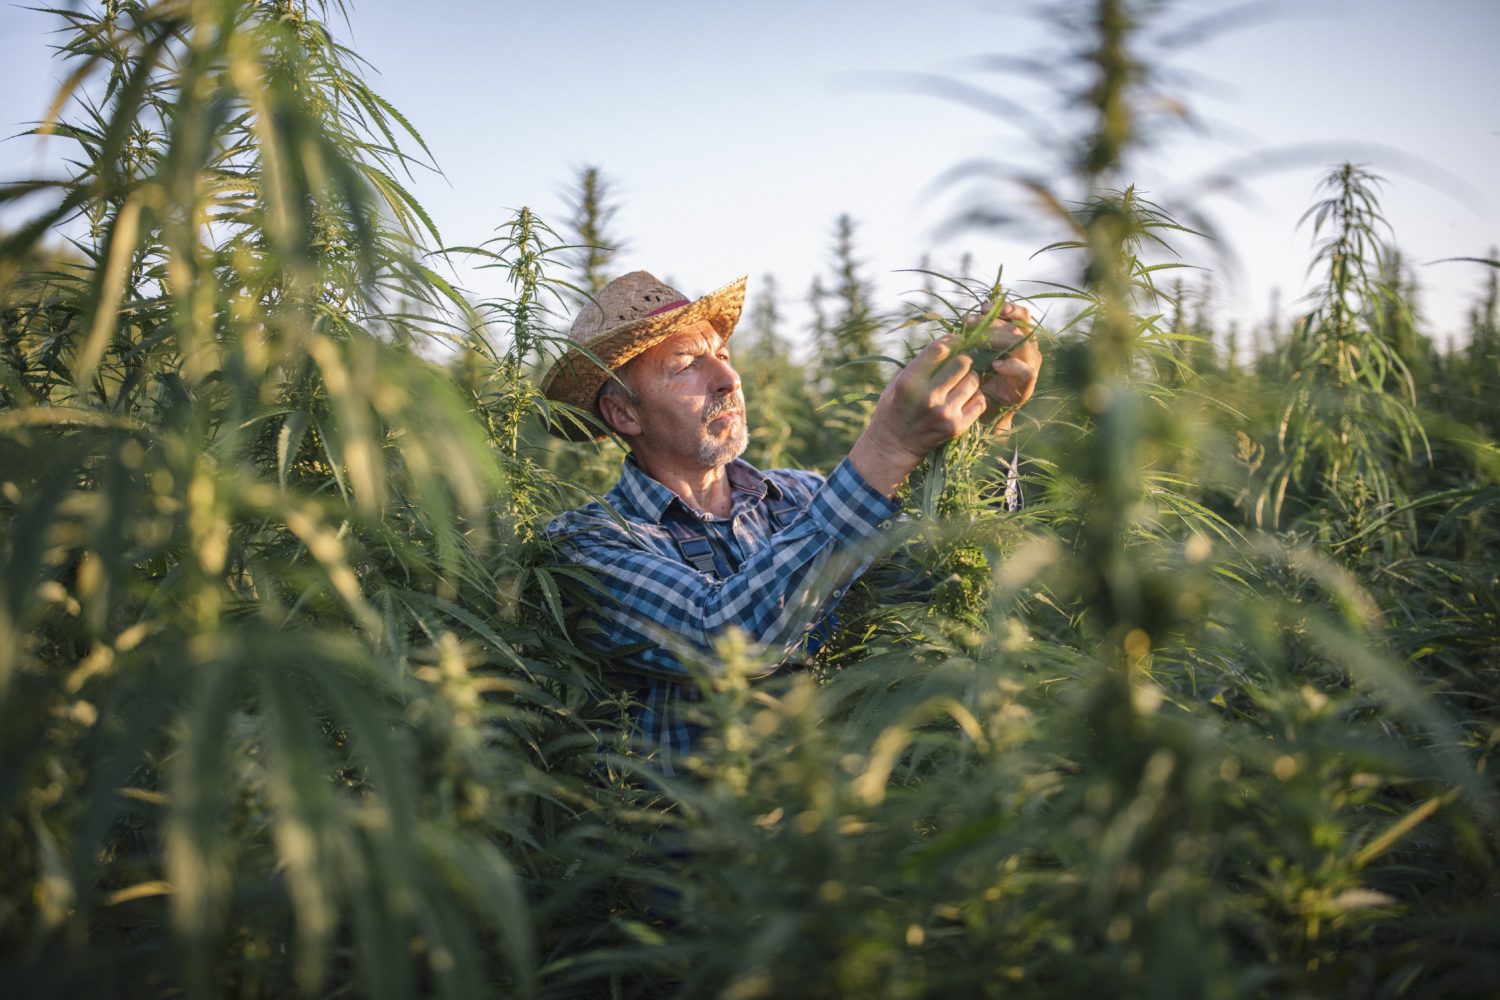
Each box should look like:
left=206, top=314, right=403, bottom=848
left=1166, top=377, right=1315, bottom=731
left=632, top=451, right=733, bottom=519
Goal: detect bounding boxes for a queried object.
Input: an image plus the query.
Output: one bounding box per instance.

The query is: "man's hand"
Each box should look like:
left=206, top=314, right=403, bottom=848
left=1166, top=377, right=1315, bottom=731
left=848, top=336, right=989, bottom=497
left=969, top=302, right=1042, bottom=434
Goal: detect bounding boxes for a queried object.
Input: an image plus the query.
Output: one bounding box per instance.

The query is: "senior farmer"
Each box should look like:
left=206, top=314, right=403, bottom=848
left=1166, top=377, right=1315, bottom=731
left=542, top=271, right=1041, bottom=774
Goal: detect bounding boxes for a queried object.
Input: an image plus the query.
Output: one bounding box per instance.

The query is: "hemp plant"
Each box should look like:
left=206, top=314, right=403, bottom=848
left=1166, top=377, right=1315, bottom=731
left=909, top=272, right=1041, bottom=627
left=0, top=3, right=547, bottom=996
left=1258, top=164, right=1428, bottom=540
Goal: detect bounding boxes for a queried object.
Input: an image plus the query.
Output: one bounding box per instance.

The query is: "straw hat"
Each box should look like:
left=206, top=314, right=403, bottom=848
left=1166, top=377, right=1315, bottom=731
left=541, top=270, right=748, bottom=440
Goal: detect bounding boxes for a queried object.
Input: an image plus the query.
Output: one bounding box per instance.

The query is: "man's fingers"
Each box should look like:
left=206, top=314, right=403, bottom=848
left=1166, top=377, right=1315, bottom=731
left=964, top=299, right=1028, bottom=328
left=966, top=302, right=1032, bottom=332
left=982, top=360, right=1039, bottom=409
left=896, top=321, right=1037, bottom=441
left=908, top=335, right=956, bottom=379
left=987, top=321, right=1040, bottom=350
left=959, top=383, right=989, bottom=424
left=932, top=350, right=977, bottom=394
left=998, top=303, right=1032, bottom=325
left=991, top=358, right=1036, bottom=380
left=954, top=369, right=983, bottom=401
left=979, top=303, right=1040, bottom=366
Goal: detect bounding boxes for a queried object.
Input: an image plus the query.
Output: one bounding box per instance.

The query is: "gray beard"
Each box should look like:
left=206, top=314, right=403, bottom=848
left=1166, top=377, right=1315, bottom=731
left=699, top=395, right=748, bottom=467
left=699, top=420, right=749, bottom=467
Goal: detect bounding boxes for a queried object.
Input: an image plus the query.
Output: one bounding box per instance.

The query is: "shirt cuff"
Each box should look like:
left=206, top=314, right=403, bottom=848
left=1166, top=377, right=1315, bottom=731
left=807, top=457, right=903, bottom=545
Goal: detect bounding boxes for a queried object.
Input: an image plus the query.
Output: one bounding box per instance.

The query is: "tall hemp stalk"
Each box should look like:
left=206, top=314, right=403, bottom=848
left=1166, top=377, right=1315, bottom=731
left=1015, top=7, right=1493, bottom=995
left=0, top=2, right=546, bottom=996
left=1261, top=164, right=1427, bottom=542
left=1015, top=4, right=1242, bottom=992
left=562, top=164, right=624, bottom=305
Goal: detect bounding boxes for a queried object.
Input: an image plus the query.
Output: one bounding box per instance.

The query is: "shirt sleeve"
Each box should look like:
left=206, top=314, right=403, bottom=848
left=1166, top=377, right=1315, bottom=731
left=547, top=457, right=901, bottom=679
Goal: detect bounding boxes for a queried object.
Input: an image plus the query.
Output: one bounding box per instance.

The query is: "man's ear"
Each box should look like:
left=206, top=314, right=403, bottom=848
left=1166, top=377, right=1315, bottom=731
left=598, top=389, right=642, bottom=439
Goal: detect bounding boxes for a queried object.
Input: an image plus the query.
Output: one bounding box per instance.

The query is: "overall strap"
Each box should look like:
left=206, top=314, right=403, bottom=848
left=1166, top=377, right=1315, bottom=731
left=663, top=485, right=807, bottom=579
left=764, top=490, right=803, bottom=533
left=663, top=514, right=724, bottom=578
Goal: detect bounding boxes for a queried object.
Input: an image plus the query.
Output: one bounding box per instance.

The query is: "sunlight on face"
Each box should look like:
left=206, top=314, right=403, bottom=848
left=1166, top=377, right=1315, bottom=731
left=630, top=321, right=748, bottom=470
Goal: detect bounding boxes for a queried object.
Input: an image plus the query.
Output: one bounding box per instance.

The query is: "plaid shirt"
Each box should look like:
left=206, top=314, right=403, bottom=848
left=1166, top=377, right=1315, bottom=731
left=545, top=455, right=902, bottom=775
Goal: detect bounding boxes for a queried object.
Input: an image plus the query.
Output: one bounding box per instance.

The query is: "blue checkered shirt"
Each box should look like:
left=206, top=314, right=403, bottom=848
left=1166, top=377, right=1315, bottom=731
left=545, top=455, right=902, bottom=776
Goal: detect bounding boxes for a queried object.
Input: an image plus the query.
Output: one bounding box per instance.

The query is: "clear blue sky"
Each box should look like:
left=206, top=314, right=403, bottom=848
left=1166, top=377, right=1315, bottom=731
left=3, top=0, right=1497, bottom=347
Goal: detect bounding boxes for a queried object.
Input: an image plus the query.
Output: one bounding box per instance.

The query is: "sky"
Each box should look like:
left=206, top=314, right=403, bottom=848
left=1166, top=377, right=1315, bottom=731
left=2, top=0, right=1497, bottom=351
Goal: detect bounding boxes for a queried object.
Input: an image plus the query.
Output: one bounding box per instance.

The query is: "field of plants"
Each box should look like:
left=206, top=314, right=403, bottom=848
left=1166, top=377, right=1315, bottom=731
left=1, top=1, right=1496, bottom=997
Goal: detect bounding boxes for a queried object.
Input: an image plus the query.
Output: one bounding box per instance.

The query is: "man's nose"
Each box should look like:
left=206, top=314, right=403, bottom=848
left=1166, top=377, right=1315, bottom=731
left=707, top=354, right=741, bottom=395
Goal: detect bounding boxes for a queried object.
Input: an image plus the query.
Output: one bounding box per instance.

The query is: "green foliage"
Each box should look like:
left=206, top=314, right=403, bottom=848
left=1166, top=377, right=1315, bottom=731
left=804, top=214, right=889, bottom=469
left=738, top=274, right=818, bottom=471
left=0, top=3, right=581, bottom=995
left=561, top=164, right=625, bottom=305
left=1256, top=164, right=1428, bottom=534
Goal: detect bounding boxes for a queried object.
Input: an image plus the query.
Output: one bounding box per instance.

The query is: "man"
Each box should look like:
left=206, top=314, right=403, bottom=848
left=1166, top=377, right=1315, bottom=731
left=542, top=270, right=1041, bottom=775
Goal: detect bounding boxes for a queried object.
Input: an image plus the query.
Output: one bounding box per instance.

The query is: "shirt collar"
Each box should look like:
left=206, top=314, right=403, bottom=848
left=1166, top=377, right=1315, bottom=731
left=612, top=455, right=783, bottom=524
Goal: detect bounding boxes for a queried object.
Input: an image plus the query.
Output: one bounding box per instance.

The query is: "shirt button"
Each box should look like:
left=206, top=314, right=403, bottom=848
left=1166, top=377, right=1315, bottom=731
left=831, top=588, right=843, bottom=598
left=879, top=519, right=893, bottom=529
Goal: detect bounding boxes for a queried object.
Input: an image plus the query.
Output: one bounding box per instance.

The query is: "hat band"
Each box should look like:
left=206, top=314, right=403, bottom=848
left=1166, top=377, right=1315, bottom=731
left=643, top=298, right=690, bottom=318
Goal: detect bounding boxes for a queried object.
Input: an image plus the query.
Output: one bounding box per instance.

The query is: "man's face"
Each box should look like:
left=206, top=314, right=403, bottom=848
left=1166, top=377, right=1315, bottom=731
left=614, top=320, right=748, bottom=469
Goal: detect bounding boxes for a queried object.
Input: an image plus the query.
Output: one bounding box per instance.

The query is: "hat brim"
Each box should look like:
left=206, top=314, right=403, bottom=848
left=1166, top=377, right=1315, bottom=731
left=540, top=275, right=748, bottom=441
